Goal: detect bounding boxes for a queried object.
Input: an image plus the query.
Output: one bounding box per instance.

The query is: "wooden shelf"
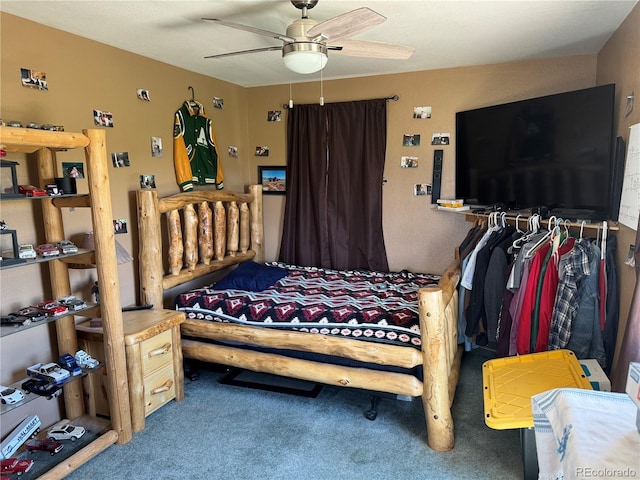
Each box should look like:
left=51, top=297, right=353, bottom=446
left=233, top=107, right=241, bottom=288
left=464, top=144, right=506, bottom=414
left=0, top=127, right=133, bottom=479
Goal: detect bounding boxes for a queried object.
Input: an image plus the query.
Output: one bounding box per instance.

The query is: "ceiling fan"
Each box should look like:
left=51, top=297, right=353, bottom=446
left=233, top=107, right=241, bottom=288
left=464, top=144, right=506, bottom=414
left=202, top=0, right=415, bottom=75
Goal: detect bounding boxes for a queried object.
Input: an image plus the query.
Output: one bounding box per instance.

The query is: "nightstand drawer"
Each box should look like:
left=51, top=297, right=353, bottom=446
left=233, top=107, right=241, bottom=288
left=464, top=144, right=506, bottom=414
left=141, top=329, right=173, bottom=376
left=144, top=363, right=176, bottom=416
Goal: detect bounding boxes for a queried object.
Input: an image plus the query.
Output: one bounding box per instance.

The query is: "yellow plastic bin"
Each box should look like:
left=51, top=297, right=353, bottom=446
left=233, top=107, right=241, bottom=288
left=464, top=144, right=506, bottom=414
left=482, top=350, right=592, bottom=479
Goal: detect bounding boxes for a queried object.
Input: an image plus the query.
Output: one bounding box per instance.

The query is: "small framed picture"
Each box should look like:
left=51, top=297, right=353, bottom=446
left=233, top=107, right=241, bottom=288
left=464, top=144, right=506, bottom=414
left=258, top=166, right=286, bottom=195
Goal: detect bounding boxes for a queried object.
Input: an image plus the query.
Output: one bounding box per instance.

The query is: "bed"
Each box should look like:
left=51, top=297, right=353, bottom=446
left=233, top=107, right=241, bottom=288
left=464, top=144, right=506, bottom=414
left=136, top=185, right=463, bottom=451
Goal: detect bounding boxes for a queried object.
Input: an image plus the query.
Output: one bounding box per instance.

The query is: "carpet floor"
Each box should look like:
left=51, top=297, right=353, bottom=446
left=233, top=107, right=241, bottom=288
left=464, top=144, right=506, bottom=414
left=67, top=347, right=523, bottom=480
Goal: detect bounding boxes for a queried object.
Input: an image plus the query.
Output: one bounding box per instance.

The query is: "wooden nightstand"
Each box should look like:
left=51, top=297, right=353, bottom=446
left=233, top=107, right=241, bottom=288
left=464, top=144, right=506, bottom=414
left=76, top=309, right=186, bottom=432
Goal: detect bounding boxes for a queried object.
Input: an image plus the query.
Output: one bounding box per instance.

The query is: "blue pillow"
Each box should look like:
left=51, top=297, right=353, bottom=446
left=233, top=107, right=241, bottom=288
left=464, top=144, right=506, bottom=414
left=212, top=261, right=287, bottom=292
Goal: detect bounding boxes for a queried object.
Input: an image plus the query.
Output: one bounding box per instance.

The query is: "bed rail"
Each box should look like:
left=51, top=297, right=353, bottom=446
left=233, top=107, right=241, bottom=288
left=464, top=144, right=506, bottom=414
left=137, top=185, right=264, bottom=308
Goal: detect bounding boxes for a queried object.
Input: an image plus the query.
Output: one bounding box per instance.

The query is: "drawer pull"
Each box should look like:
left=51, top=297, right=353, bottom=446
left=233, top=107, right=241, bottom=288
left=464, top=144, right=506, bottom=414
left=148, top=343, right=171, bottom=358
left=150, top=379, right=173, bottom=395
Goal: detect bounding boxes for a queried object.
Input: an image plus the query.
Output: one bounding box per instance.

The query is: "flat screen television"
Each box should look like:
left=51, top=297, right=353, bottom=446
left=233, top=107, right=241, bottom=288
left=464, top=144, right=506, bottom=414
left=455, top=84, right=619, bottom=220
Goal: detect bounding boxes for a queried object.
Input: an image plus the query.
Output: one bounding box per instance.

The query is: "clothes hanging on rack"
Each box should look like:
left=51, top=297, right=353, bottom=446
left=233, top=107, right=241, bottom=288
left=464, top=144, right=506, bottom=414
left=457, top=217, right=617, bottom=369
left=173, top=99, right=224, bottom=192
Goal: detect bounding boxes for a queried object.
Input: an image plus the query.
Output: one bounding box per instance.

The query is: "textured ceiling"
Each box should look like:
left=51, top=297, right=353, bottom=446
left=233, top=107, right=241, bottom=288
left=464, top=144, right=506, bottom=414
left=1, top=0, right=637, bottom=87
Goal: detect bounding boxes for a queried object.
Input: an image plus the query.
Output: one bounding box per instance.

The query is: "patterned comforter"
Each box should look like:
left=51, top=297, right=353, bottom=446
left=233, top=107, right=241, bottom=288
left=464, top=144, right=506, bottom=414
left=174, top=262, right=440, bottom=349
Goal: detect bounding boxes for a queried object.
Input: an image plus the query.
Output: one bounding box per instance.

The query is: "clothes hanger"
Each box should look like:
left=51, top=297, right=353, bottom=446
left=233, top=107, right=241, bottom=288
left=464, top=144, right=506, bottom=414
left=187, top=86, right=202, bottom=114
left=524, top=215, right=555, bottom=259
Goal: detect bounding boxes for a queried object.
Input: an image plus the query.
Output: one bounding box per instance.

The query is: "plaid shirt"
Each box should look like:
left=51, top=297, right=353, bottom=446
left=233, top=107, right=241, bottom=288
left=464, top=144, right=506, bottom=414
left=548, top=239, right=592, bottom=349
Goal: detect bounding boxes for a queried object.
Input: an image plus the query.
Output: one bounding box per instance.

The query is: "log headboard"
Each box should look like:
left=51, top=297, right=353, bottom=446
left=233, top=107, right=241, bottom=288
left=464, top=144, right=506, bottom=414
left=136, top=184, right=264, bottom=308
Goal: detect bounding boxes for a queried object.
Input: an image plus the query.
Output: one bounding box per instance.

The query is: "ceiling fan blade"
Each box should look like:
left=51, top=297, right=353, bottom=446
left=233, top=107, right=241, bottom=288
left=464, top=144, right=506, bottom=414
left=205, top=46, right=283, bottom=59
left=328, top=39, right=415, bottom=60
left=307, top=7, right=385, bottom=42
left=202, top=18, right=295, bottom=43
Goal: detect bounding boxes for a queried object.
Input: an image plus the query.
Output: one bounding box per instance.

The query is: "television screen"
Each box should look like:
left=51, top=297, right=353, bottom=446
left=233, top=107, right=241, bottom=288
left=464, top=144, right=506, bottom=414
left=455, top=84, right=617, bottom=220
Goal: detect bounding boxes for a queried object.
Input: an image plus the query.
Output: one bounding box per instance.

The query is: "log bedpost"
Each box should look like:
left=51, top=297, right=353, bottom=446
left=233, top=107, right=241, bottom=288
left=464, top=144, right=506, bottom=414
left=248, top=184, right=264, bottom=263
left=137, top=189, right=164, bottom=309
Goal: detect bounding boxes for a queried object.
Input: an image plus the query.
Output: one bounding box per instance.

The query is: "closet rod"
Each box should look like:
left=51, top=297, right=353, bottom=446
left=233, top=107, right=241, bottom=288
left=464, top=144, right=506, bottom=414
left=464, top=212, right=619, bottom=234
left=282, top=94, right=399, bottom=109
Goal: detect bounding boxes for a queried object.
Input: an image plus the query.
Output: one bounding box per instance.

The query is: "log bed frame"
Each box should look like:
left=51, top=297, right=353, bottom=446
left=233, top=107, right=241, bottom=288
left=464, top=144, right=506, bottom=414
left=136, top=185, right=463, bottom=451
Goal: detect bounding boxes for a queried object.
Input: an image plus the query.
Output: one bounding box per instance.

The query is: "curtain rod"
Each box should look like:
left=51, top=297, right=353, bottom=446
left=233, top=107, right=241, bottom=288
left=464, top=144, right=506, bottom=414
left=282, top=95, right=399, bottom=109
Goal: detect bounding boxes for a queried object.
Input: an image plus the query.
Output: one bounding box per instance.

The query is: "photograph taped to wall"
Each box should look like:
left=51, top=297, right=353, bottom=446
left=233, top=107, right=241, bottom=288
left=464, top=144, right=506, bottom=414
left=267, top=110, right=282, bottom=122
left=111, top=152, right=130, bottom=168
left=403, top=134, right=421, bottom=146
left=414, top=183, right=431, bottom=196
left=20, top=68, right=48, bottom=91
left=413, top=106, right=432, bottom=119
left=258, top=166, right=286, bottom=195
left=151, top=137, right=162, bottom=157
left=113, top=219, right=127, bottom=234
left=401, top=156, right=419, bottom=168
left=431, top=133, right=450, bottom=145
left=228, top=146, right=238, bottom=158
left=136, top=88, right=151, bottom=101
left=94, top=109, right=114, bottom=127
left=139, top=174, right=156, bottom=189
left=255, top=146, right=269, bottom=157
left=213, top=97, right=224, bottom=109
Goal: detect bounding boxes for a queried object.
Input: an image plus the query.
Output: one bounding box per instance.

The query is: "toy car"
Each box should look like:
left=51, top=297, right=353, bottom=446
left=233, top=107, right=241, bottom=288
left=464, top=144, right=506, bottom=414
left=26, top=362, right=70, bottom=385
left=18, top=244, right=36, bottom=259
left=57, top=296, right=87, bottom=311
left=36, top=243, right=59, bottom=257
left=58, top=353, right=82, bottom=376
left=18, top=185, right=47, bottom=197
left=0, top=314, right=31, bottom=327
left=75, top=349, right=100, bottom=369
left=33, top=301, right=68, bottom=316
left=0, top=385, right=25, bottom=405
left=47, top=422, right=85, bottom=441
left=0, top=458, right=34, bottom=475
left=25, top=437, right=64, bottom=455
left=56, top=240, right=78, bottom=254
left=21, top=378, right=62, bottom=400
left=15, top=307, right=48, bottom=322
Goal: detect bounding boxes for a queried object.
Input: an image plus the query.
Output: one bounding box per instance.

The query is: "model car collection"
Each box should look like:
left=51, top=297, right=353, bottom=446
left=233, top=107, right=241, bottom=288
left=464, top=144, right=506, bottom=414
left=0, top=385, right=24, bottom=405
left=33, top=301, right=68, bottom=316
left=58, top=353, right=82, bottom=376
left=0, top=458, right=34, bottom=475
left=0, top=314, right=31, bottom=327
left=47, top=422, right=85, bottom=441
left=17, top=244, right=36, bottom=260
left=26, top=362, right=70, bottom=385
left=17, top=184, right=47, bottom=197
left=56, top=240, right=78, bottom=254
left=35, top=243, right=59, bottom=257
left=57, top=296, right=87, bottom=311
left=21, top=379, right=62, bottom=400
left=74, top=350, right=99, bottom=369
left=24, top=438, right=63, bottom=455
left=15, top=307, right=48, bottom=322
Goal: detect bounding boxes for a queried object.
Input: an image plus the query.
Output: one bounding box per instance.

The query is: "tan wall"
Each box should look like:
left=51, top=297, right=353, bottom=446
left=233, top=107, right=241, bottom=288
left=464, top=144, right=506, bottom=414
left=246, top=56, right=597, bottom=271
left=595, top=2, right=640, bottom=383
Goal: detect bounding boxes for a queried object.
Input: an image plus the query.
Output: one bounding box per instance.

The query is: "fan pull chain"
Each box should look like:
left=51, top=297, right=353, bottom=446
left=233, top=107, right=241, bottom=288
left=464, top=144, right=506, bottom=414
left=319, top=67, right=324, bottom=106
left=289, top=73, right=293, bottom=108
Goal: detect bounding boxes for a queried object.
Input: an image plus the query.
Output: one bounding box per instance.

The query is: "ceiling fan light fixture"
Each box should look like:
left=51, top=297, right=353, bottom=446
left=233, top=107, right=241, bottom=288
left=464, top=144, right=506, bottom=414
left=282, top=42, right=328, bottom=74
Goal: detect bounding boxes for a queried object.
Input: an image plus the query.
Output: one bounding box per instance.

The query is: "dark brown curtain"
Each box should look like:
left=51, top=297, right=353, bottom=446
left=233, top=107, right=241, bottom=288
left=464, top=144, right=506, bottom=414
left=279, top=98, right=389, bottom=272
